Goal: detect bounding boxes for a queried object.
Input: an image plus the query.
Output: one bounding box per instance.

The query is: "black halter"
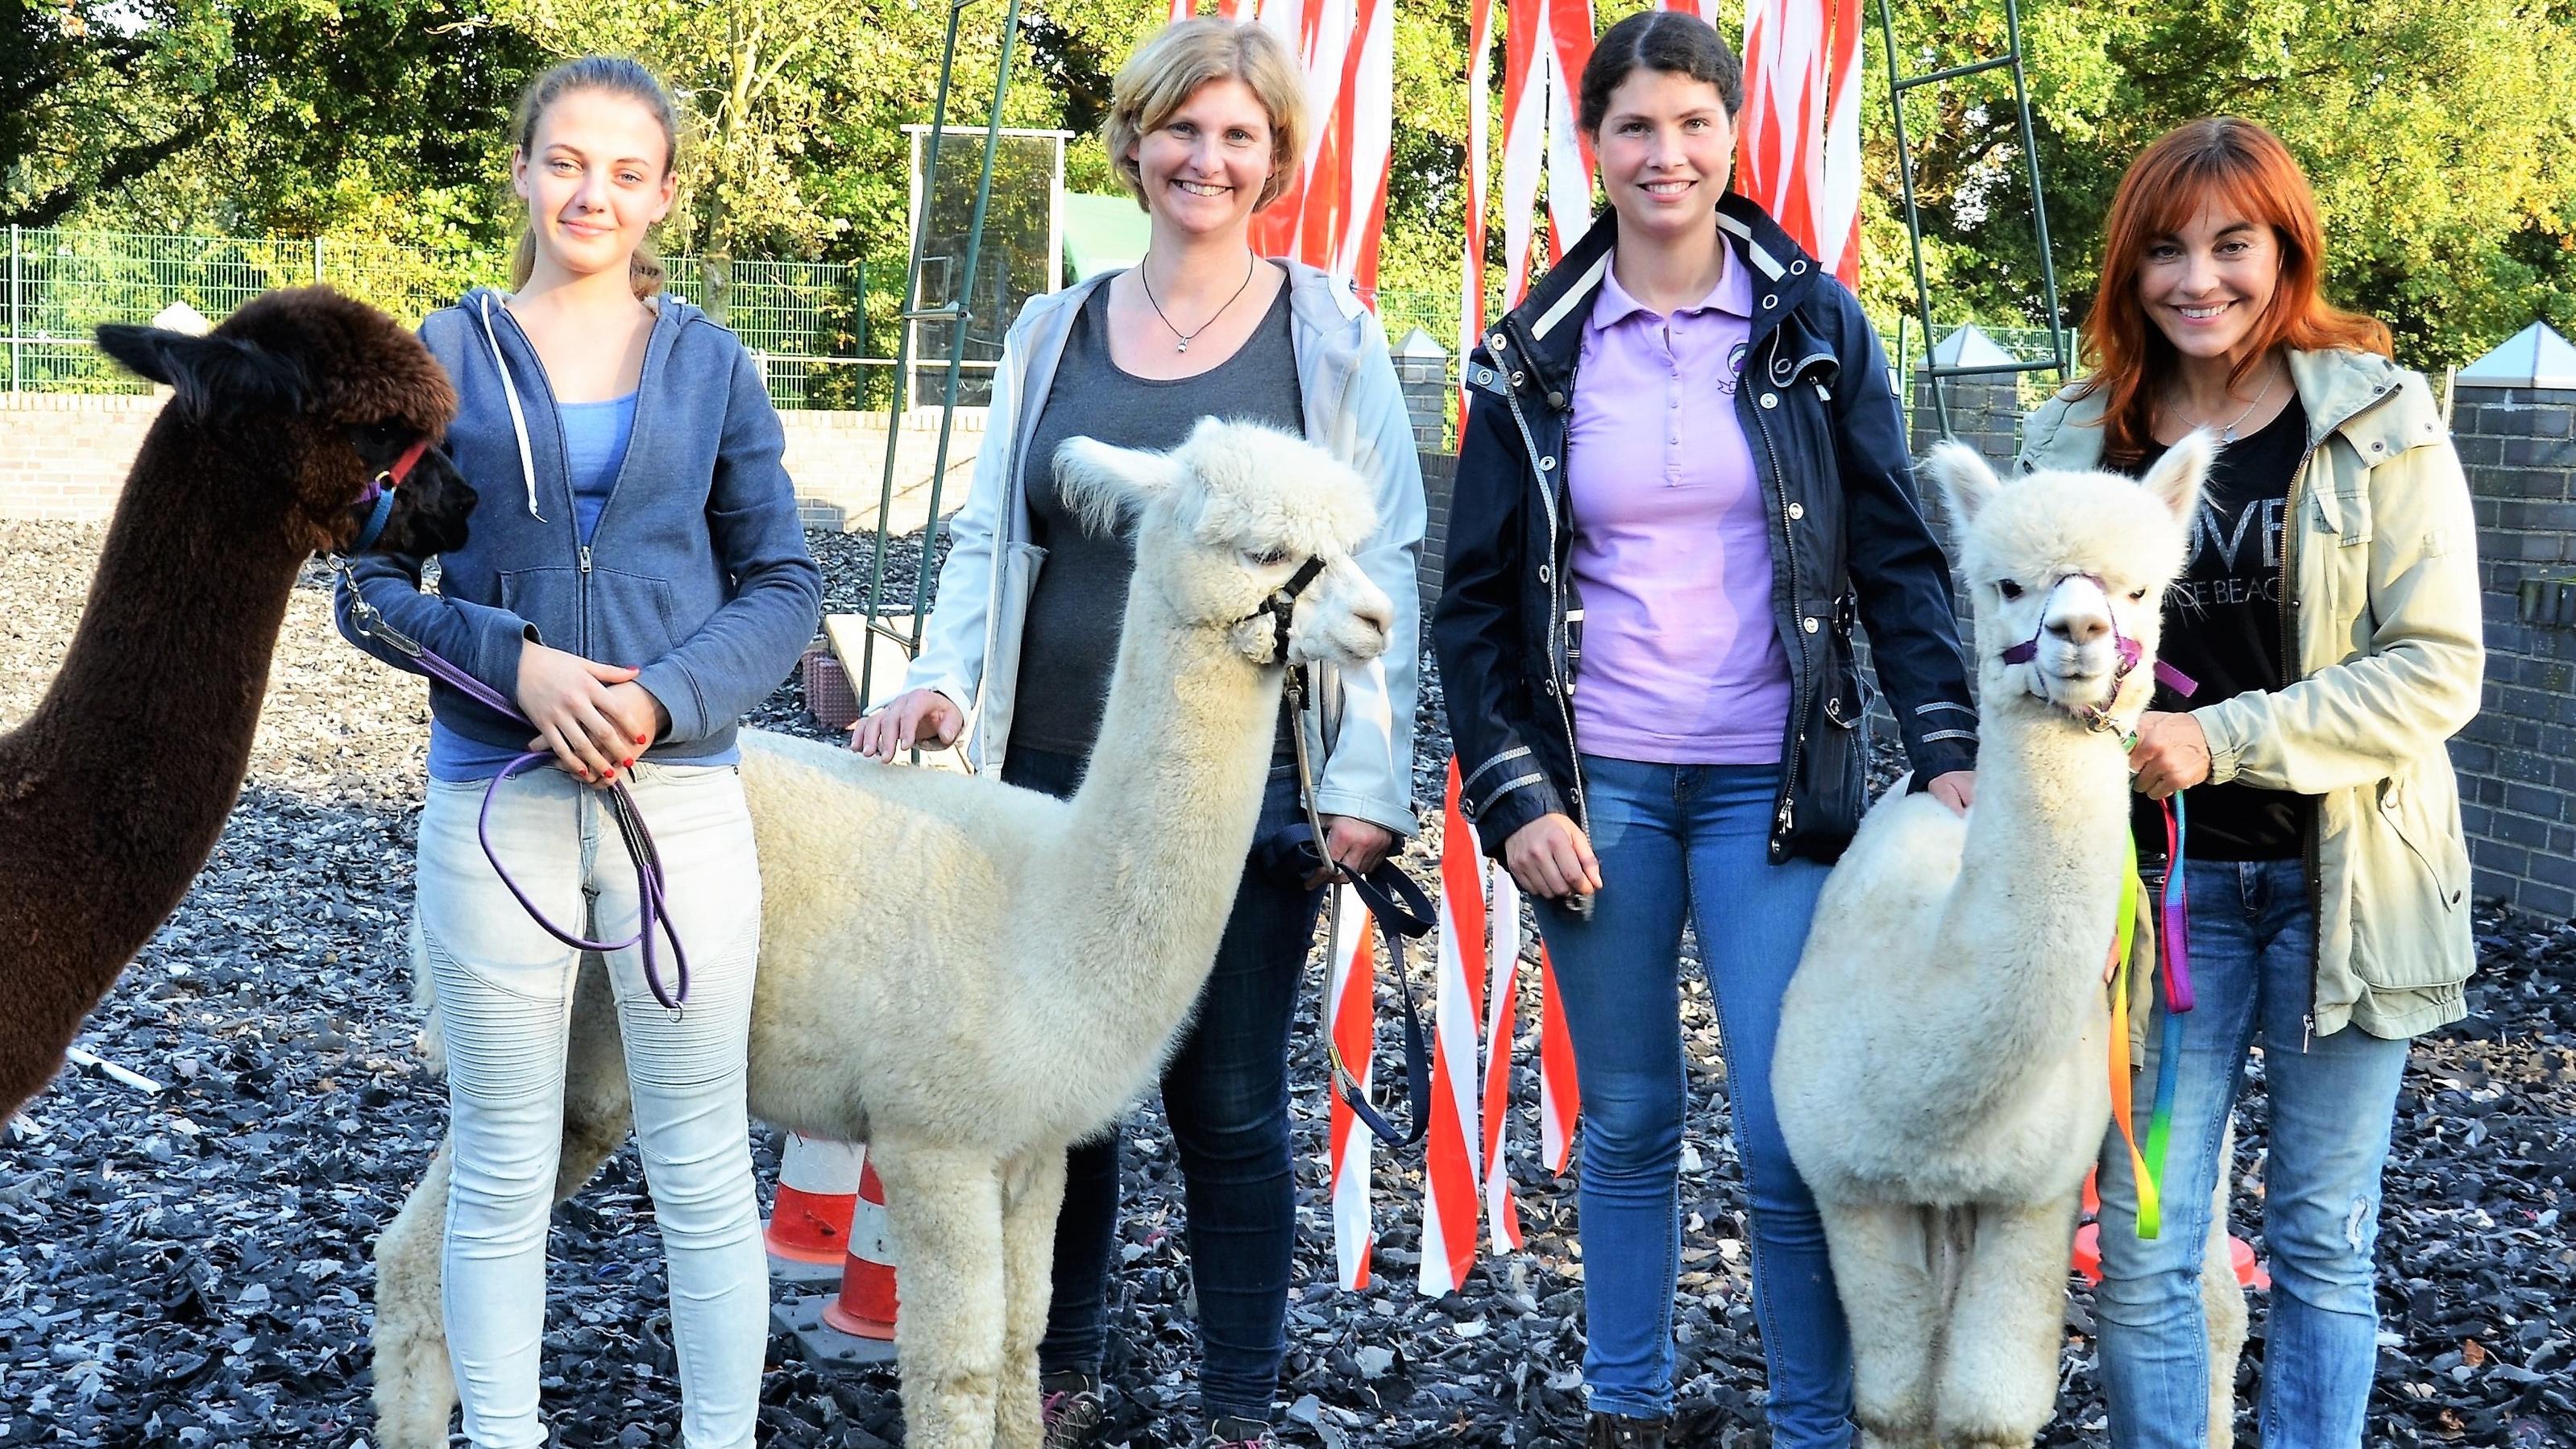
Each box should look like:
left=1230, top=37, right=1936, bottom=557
left=1240, top=556, right=1329, bottom=663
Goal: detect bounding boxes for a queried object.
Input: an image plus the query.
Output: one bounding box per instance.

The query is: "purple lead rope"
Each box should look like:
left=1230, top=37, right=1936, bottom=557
left=338, top=570, right=691, bottom=1009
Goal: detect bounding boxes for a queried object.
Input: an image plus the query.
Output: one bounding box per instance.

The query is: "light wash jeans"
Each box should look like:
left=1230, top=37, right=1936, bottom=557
left=2095, top=857, right=2412, bottom=1449
left=416, top=762, right=769, bottom=1449
left=1530, top=757, right=1851, bottom=1444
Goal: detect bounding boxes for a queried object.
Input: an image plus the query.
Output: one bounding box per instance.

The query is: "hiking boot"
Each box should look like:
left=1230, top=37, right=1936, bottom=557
left=1199, top=1414, right=1279, bottom=1449
left=1584, top=1410, right=1669, bottom=1449
left=1039, top=1372, right=1106, bottom=1449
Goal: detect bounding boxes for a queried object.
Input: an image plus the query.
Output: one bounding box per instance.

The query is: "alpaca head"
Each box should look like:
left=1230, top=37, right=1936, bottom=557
left=1052, top=417, right=1393, bottom=671
left=1923, top=434, right=2210, bottom=730
left=97, top=286, right=475, bottom=558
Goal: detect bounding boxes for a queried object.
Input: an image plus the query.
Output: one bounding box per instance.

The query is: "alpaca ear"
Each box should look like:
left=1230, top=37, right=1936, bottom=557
left=2139, top=427, right=2214, bottom=527
left=1052, top=435, right=1185, bottom=539
left=96, top=325, right=310, bottom=423
left=1920, top=440, right=2001, bottom=528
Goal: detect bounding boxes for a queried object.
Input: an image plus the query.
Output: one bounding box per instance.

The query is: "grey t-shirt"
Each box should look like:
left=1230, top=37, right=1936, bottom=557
left=1011, top=273, right=1304, bottom=762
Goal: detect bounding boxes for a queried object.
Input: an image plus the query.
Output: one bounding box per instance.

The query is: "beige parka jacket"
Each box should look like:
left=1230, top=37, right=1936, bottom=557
left=2018, top=347, right=2486, bottom=1039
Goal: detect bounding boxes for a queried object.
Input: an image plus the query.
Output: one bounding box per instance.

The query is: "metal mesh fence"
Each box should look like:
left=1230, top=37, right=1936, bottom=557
left=1, top=226, right=880, bottom=407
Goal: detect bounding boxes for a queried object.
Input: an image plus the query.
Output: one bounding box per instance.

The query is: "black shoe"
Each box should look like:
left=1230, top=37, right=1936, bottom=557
left=1201, top=1413, right=1279, bottom=1448
left=1585, top=1410, right=1669, bottom=1449
left=1039, top=1371, right=1106, bottom=1449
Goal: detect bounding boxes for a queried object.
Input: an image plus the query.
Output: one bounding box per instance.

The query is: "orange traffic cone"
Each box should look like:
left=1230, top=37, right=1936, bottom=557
left=2071, top=1167, right=2268, bottom=1289
left=766, top=1132, right=866, bottom=1266
left=822, top=1156, right=900, bottom=1341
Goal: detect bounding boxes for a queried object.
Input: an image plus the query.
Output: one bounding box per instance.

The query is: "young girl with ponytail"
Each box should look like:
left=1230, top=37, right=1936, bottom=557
left=337, top=57, right=821, bottom=1449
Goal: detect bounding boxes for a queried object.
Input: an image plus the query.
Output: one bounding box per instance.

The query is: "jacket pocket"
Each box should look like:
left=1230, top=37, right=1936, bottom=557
left=583, top=567, right=683, bottom=670
left=2349, top=768, right=2474, bottom=991
left=496, top=566, right=579, bottom=651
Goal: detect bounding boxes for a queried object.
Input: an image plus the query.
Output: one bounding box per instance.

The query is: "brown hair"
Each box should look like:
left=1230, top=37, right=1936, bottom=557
left=1103, top=19, right=1308, bottom=213
left=2076, top=117, right=2391, bottom=465
left=1578, top=8, right=1743, bottom=135
left=508, top=56, right=678, bottom=299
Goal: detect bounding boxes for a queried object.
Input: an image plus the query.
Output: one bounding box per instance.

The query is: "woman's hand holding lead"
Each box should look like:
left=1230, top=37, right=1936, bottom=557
left=516, top=639, right=644, bottom=783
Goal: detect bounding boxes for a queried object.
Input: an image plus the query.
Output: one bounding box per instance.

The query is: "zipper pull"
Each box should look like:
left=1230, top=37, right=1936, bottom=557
left=579, top=545, right=593, bottom=575
left=2302, top=1014, right=2313, bottom=1053
left=1777, top=799, right=1794, bottom=831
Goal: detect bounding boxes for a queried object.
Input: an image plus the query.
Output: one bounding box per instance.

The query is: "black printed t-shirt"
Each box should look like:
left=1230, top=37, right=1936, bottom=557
left=2126, top=397, right=2313, bottom=862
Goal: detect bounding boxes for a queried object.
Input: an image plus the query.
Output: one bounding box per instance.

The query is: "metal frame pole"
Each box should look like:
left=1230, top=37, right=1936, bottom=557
left=856, top=0, right=1023, bottom=714
left=1876, top=0, right=2070, bottom=438
left=10, top=226, right=21, bottom=395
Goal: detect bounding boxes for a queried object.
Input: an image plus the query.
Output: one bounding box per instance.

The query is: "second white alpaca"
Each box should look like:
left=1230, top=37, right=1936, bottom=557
left=1774, top=436, right=2245, bottom=1448
left=370, top=417, right=1397, bottom=1449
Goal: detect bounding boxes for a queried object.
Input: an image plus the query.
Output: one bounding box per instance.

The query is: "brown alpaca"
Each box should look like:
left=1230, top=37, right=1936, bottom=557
left=0, top=286, right=476, bottom=1118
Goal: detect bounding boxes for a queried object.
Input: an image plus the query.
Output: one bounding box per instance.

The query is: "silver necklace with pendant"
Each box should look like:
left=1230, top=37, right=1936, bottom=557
left=1139, top=250, right=1258, bottom=354
left=2176, top=365, right=2279, bottom=443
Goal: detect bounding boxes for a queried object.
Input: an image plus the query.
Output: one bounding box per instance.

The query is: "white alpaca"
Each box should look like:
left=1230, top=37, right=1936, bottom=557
left=370, top=418, right=1396, bottom=1449
left=1773, top=437, right=2246, bottom=1448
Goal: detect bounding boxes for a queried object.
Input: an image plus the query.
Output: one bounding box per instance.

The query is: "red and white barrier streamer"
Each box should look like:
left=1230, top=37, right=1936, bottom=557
left=1456, top=0, right=1498, bottom=417
left=1537, top=942, right=1578, bottom=1173
left=1500, top=0, right=1599, bottom=304
left=1735, top=0, right=1864, bottom=285
left=1169, top=0, right=1394, bottom=302
left=1479, top=861, right=1525, bottom=1251
left=1421, top=759, right=1487, bottom=1295
left=1323, top=879, right=1379, bottom=1289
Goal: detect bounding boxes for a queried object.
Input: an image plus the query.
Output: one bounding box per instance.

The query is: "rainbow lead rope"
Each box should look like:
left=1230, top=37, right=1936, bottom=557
left=2106, top=799, right=2200, bottom=1241
left=2105, top=832, right=2164, bottom=1238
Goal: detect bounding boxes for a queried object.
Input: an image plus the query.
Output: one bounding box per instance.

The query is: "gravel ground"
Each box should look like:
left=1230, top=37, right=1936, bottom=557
left=2, top=518, right=2570, bottom=1448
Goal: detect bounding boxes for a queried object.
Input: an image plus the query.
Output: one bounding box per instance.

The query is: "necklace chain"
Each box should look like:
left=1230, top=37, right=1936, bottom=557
left=2173, top=363, right=2279, bottom=443
left=1139, top=251, right=1258, bottom=354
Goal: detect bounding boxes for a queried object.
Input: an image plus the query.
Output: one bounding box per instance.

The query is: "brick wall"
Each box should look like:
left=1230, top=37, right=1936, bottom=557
left=1417, top=450, right=1458, bottom=623
left=0, top=393, right=164, bottom=520
left=1392, top=334, right=1451, bottom=456
left=2445, top=382, right=2576, bottom=920
left=0, top=392, right=983, bottom=535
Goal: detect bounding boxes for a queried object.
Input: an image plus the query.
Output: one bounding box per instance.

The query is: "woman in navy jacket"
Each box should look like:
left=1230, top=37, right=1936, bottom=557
left=1432, top=15, right=1975, bottom=1446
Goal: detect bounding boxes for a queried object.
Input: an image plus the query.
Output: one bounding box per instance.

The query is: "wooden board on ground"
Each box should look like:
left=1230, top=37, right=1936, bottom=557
left=821, top=612, right=973, bottom=774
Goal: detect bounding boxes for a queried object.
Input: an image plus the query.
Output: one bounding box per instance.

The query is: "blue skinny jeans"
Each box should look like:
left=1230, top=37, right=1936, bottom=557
left=1530, top=757, right=1852, bottom=1444
left=2095, top=857, right=2412, bottom=1449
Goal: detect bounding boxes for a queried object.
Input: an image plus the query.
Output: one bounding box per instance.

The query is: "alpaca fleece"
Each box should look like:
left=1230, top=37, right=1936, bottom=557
left=0, top=286, right=463, bottom=1118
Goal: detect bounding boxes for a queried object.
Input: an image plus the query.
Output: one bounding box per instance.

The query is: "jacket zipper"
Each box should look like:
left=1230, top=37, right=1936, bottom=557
left=489, top=300, right=592, bottom=656
left=2276, top=374, right=2390, bottom=1048
left=1747, top=336, right=1811, bottom=845
left=1498, top=376, right=1591, bottom=839
left=492, top=296, right=666, bottom=659
left=2281, top=443, right=2320, bottom=1052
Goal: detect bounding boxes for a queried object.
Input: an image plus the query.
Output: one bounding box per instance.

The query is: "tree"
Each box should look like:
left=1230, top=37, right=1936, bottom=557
left=1860, top=0, right=2576, bottom=367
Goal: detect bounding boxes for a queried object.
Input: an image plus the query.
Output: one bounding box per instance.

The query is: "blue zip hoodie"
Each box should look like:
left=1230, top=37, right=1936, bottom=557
left=335, top=286, right=822, bottom=764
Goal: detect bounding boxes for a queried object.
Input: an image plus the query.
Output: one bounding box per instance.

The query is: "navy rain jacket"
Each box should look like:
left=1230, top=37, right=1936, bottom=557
left=1433, top=194, right=1977, bottom=865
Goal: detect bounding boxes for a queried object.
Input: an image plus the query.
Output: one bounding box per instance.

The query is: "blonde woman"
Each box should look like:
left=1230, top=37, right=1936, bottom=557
left=855, top=19, right=1425, bottom=1449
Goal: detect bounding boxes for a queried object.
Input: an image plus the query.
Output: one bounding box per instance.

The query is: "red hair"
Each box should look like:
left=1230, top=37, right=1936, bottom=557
left=2076, top=118, right=2391, bottom=465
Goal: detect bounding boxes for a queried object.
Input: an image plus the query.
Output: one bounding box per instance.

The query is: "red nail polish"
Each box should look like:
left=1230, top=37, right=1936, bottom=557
left=634, top=734, right=647, bottom=745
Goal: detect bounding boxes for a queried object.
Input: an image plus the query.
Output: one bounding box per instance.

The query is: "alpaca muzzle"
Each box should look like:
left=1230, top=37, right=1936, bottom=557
left=348, top=436, right=433, bottom=553
left=1999, top=571, right=2195, bottom=741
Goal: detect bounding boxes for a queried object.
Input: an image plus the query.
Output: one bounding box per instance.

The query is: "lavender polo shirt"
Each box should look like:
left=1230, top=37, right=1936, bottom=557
left=1563, top=256, right=1791, bottom=764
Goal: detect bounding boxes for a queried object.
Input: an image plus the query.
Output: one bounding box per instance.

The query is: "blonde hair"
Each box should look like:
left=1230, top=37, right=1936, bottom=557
left=508, top=56, right=678, bottom=300
left=1103, top=19, right=1307, bottom=213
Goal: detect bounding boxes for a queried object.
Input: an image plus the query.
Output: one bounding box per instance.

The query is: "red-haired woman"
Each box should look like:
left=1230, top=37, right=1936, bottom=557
left=2018, top=117, right=2483, bottom=1447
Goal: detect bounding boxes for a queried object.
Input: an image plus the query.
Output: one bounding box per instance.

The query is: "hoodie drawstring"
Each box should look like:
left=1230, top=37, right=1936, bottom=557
left=477, top=293, right=546, bottom=524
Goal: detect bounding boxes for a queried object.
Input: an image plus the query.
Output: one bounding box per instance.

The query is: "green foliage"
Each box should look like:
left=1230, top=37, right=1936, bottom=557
left=1867, top=0, right=2576, bottom=367
left=8, top=0, right=2573, bottom=372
